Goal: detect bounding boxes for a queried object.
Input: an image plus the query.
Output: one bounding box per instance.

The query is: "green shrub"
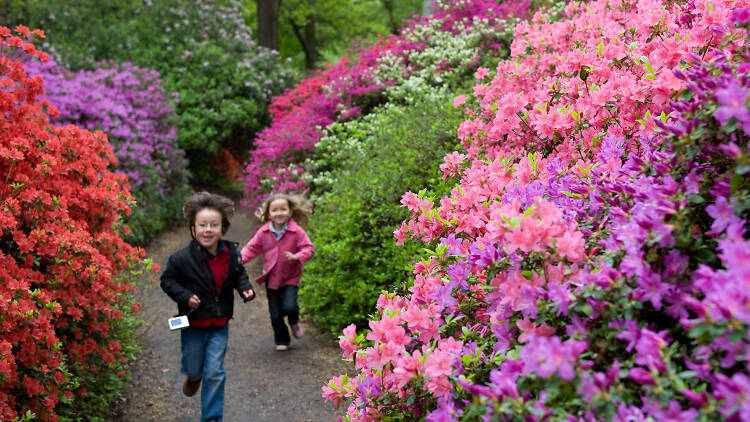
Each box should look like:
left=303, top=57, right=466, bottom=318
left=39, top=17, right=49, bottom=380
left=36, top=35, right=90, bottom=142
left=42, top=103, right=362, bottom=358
left=23, top=0, right=296, bottom=184
left=300, top=85, right=464, bottom=333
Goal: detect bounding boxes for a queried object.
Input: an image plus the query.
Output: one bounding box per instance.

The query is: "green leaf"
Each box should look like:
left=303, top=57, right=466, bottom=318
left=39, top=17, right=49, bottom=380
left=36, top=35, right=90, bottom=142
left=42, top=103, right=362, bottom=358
left=688, top=324, right=709, bottom=339
left=730, top=173, right=743, bottom=193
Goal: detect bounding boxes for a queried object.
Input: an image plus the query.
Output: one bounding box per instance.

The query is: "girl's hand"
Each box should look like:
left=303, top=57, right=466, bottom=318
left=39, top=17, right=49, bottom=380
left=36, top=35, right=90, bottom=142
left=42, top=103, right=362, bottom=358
left=284, top=251, right=298, bottom=261
left=241, top=289, right=254, bottom=301
left=188, top=294, right=201, bottom=309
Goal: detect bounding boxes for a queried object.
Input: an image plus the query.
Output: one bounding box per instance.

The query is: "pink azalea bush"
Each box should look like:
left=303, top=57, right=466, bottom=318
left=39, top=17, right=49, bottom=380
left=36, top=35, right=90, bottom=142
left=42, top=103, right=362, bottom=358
left=240, top=0, right=531, bottom=210
left=323, top=1, right=750, bottom=420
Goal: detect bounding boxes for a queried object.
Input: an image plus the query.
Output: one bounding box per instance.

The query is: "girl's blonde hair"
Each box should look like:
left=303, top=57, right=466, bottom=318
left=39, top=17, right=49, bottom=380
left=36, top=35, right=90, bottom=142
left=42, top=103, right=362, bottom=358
left=255, top=193, right=312, bottom=227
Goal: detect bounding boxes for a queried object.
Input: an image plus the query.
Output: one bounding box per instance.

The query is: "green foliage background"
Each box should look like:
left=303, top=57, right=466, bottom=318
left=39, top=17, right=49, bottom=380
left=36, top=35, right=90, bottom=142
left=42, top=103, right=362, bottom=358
left=241, top=0, right=423, bottom=69
left=300, top=87, right=464, bottom=333
left=10, top=0, right=296, bottom=184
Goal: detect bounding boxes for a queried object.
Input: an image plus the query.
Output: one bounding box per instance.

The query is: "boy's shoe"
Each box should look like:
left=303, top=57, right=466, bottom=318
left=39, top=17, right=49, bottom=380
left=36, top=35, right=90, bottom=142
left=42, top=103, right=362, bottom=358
left=291, top=323, right=304, bottom=339
left=182, top=377, right=201, bottom=397
left=275, top=344, right=289, bottom=351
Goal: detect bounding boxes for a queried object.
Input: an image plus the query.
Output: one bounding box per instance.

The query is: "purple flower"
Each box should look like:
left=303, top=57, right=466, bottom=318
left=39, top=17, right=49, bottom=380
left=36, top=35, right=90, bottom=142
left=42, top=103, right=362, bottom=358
left=628, top=367, right=655, bottom=385
left=614, top=319, right=640, bottom=352
left=614, top=403, right=647, bottom=422
left=634, top=328, right=668, bottom=372
left=663, top=249, right=689, bottom=279
left=547, top=282, right=574, bottom=316
left=440, top=233, right=464, bottom=256
left=488, top=360, right=522, bottom=399
left=426, top=395, right=460, bottom=422
left=646, top=399, right=698, bottom=422
left=637, top=270, right=669, bottom=310
left=520, top=336, right=586, bottom=381
left=731, top=8, right=750, bottom=24
left=577, top=374, right=601, bottom=403
left=705, top=196, right=739, bottom=234
left=714, top=80, right=750, bottom=134
left=446, top=261, right=470, bottom=288
left=356, top=376, right=381, bottom=404
left=491, top=321, right=513, bottom=354
left=430, top=280, right=459, bottom=312
left=714, top=373, right=750, bottom=420
left=468, top=240, right=503, bottom=267
left=680, top=389, right=708, bottom=407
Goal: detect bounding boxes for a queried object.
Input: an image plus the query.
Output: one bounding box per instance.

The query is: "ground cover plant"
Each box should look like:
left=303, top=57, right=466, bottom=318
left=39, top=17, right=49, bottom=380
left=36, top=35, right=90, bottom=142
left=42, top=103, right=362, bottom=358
left=0, top=27, right=150, bottom=421
left=239, top=0, right=531, bottom=211
left=23, top=57, right=191, bottom=245
left=323, top=0, right=750, bottom=420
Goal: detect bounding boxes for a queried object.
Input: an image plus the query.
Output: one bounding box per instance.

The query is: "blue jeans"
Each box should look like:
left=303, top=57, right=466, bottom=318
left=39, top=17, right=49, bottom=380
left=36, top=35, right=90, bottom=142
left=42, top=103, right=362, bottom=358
left=181, top=324, right=229, bottom=422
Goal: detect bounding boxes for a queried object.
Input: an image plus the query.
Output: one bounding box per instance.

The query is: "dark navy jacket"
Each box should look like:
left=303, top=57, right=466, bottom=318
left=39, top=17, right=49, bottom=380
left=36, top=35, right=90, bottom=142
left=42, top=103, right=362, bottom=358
left=160, top=239, right=253, bottom=322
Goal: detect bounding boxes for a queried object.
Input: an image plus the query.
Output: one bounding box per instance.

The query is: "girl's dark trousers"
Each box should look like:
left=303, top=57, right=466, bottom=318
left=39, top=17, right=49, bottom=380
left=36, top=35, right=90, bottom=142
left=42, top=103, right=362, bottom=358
left=266, top=285, right=299, bottom=346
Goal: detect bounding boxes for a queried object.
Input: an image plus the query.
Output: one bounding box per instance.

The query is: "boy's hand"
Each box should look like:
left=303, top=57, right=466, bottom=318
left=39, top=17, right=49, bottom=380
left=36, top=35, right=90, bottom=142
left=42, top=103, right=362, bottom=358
left=188, top=295, right=200, bottom=309
left=241, top=289, right=255, bottom=301
left=283, top=251, right=298, bottom=261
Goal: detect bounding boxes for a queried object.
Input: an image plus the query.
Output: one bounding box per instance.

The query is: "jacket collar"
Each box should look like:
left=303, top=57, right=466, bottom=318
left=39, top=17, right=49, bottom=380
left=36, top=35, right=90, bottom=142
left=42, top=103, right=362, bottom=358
left=261, top=219, right=299, bottom=233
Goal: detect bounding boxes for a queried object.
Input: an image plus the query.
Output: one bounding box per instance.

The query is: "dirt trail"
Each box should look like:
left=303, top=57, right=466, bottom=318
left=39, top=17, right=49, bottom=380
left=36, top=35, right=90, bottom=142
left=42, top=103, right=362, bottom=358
left=112, top=213, right=352, bottom=422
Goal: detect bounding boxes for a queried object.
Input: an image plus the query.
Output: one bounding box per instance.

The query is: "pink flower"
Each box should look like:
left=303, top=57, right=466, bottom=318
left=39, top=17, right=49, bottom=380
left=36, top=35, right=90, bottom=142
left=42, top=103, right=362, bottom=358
left=440, top=151, right=466, bottom=180
left=517, top=318, right=555, bottom=343
left=423, top=349, right=454, bottom=380
left=556, top=229, right=585, bottom=263
left=475, top=67, right=490, bottom=80
left=453, top=95, right=467, bottom=107
left=339, top=324, right=358, bottom=360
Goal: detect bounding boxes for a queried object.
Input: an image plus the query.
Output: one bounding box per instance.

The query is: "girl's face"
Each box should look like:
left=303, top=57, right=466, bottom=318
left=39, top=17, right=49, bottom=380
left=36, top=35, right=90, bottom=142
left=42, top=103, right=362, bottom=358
left=192, top=208, right=222, bottom=254
left=268, top=198, right=291, bottom=228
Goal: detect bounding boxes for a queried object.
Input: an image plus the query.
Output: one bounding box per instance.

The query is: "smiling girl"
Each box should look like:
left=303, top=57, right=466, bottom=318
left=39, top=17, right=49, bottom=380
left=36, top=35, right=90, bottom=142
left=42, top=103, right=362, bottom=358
left=241, top=193, right=314, bottom=351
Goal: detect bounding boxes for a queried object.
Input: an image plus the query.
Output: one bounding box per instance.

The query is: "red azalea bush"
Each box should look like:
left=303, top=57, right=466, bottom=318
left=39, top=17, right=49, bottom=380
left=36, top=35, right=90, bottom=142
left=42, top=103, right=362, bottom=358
left=0, top=26, right=150, bottom=421
left=324, top=0, right=750, bottom=420
left=239, top=0, right=531, bottom=210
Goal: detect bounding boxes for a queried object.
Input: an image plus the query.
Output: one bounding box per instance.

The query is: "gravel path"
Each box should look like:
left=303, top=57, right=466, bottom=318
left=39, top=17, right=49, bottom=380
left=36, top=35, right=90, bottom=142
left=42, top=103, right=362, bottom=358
left=111, top=213, right=352, bottom=422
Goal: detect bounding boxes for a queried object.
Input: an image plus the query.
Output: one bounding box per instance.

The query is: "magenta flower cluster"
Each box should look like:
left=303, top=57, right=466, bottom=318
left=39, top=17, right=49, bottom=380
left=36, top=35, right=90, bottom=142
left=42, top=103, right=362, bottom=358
left=23, top=57, right=190, bottom=241
left=324, top=1, right=750, bottom=420
left=239, top=0, right=530, bottom=210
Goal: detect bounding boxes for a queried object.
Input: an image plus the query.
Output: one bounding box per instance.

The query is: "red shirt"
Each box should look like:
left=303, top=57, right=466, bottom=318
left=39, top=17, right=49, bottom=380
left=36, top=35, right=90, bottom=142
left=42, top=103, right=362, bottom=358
left=191, top=243, right=230, bottom=327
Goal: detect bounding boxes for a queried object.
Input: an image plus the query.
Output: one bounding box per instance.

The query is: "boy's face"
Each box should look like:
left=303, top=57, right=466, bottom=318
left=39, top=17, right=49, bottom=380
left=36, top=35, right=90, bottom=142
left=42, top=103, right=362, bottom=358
left=192, top=208, right=222, bottom=253
left=268, top=198, right=291, bottom=228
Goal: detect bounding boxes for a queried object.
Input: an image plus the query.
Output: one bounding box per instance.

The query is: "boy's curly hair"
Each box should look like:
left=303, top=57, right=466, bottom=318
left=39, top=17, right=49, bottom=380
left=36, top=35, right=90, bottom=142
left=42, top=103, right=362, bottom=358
left=183, top=191, right=235, bottom=236
left=255, top=193, right=312, bottom=227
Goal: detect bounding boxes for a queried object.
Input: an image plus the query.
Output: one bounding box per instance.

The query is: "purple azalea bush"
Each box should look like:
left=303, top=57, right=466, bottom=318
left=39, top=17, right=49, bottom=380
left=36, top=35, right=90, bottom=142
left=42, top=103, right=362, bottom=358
left=24, top=57, right=190, bottom=244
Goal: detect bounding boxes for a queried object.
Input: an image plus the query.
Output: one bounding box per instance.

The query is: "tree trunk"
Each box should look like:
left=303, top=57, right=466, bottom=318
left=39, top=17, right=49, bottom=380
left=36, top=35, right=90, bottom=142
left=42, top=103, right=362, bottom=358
left=422, top=0, right=435, bottom=16
left=257, top=0, right=281, bottom=51
left=290, top=14, right=318, bottom=70
left=380, top=0, right=398, bottom=34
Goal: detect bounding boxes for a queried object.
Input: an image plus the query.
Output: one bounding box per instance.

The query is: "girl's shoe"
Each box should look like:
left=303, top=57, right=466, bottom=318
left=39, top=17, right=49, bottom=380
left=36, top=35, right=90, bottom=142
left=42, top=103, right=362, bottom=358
left=291, top=323, right=304, bottom=339
left=275, top=344, right=289, bottom=351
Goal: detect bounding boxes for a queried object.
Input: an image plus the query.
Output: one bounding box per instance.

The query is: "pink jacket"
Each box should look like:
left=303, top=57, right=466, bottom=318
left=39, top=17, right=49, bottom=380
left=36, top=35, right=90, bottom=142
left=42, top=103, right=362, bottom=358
left=240, top=219, right=314, bottom=289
